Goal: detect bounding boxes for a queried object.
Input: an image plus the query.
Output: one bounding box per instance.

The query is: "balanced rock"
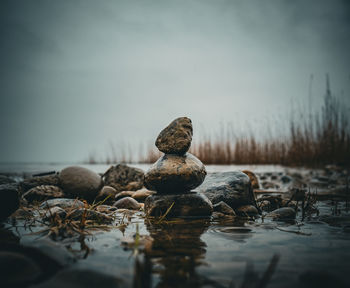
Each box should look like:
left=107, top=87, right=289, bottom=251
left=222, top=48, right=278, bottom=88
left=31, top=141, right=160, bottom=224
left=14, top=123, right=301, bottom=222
left=144, top=153, right=206, bottom=193
left=144, top=192, right=213, bottom=218
left=195, top=171, right=258, bottom=210
left=103, top=164, right=144, bottom=192
left=59, top=166, right=102, bottom=201
left=155, top=117, right=193, bottom=154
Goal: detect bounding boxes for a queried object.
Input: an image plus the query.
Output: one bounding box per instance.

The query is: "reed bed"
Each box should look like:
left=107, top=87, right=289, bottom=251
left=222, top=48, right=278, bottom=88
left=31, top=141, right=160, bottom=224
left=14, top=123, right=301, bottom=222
left=90, top=77, right=350, bottom=167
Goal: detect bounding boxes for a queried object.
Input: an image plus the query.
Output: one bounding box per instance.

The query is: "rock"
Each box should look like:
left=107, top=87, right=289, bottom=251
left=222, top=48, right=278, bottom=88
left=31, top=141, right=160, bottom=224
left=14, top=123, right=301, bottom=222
left=155, top=117, right=193, bottom=154
left=20, top=174, right=60, bottom=193
left=236, top=205, right=259, bottom=217
left=242, top=170, right=259, bottom=189
left=115, top=191, right=135, bottom=201
left=102, top=164, right=144, bottom=192
left=144, top=192, right=213, bottom=218
left=95, top=186, right=117, bottom=203
left=59, top=166, right=102, bottom=201
left=0, top=183, right=19, bottom=221
left=113, top=197, right=141, bottom=210
left=0, top=251, right=42, bottom=286
left=0, top=175, right=16, bottom=185
left=144, top=153, right=206, bottom=193
left=31, top=268, right=122, bottom=288
left=22, top=185, right=65, bottom=203
left=213, top=201, right=236, bottom=215
left=95, top=205, right=117, bottom=214
left=194, top=171, right=257, bottom=210
left=132, top=188, right=155, bottom=202
left=261, top=181, right=278, bottom=189
left=266, top=207, right=296, bottom=220
left=40, top=198, right=85, bottom=210
left=42, top=207, right=67, bottom=221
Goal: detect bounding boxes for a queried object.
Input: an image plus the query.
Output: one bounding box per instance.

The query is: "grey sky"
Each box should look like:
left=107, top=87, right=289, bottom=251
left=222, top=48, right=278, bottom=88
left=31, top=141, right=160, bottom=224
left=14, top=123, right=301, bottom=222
left=1, top=0, right=349, bottom=163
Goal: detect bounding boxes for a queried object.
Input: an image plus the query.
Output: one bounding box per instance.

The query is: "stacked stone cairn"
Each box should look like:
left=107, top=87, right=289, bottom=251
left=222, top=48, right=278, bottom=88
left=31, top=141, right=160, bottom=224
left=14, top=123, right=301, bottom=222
left=144, top=117, right=213, bottom=218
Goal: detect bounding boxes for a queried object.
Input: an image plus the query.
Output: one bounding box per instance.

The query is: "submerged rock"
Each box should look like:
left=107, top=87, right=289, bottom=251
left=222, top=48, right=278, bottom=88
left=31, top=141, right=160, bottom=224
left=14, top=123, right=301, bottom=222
left=95, top=186, right=117, bottom=203
left=59, top=166, right=102, bottom=201
left=22, top=185, right=65, bottom=203
left=155, top=117, right=193, bottom=154
left=195, top=171, right=257, bottom=210
left=113, top=197, right=141, bottom=210
left=20, top=174, right=60, bottom=193
left=0, top=251, right=42, bottom=286
left=266, top=207, right=296, bottom=220
left=144, top=192, right=213, bottom=218
left=236, top=205, right=259, bottom=217
left=40, top=198, right=85, bottom=210
left=0, top=183, right=19, bottom=221
left=102, top=164, right=144, bottom=192
left=31, top=268, right=122, bottom=288
left=213, top=201, right=236, bottom=215
left=144, top=153, right=206, bottom=193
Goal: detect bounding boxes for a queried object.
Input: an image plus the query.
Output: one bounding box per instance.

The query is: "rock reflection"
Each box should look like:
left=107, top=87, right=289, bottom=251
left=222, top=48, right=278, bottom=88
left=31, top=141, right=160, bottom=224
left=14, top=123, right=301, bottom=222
left=144, top=218, right=210, bottom=287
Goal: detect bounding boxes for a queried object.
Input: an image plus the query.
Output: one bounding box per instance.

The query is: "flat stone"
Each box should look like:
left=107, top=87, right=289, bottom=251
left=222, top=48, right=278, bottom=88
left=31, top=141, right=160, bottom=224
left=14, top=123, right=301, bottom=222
left=102, top=164, right=144, bottom=192
left=40, top=198, right=85, bottom=210
left=20, top=174, right=60, bottom=193
left=266, top=207, right=296, bottom=220
left=236, top=205, right=259, bottom=217
left=22, top=185, right=65, bottom=203
left=144, top=192, right=213, bottom=218
left=194, top=171, right=257, bottom=210
left=0, top=183, right=19, bottom=220
left=95, top=186, right=117, bottom=203
left=113, top=197, right=141, bottom=210
left=132, top=188, right=155, bottom=202
left=115, top=191, right=135, bottom=201
left=144, top=153, right=206, bottom=193
left=0, top=251, right=42, bottom=286
left=155, top=117, right=193, bottom=154
left=59, top=166, right=102, bottom=201
left=213, top=201, right=236, bottom=215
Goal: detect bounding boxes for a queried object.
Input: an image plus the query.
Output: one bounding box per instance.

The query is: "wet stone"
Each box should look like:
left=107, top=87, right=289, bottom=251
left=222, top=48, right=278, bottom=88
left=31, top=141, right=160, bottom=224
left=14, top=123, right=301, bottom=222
left=95, top=185, right=117, bottom=203
left=42, top=206, right=67, bottom=221
left=59, top=166, right=102, bottom=201
left=236, top=205, right=259, bottom=217
left=0, top=251, right=42, bottom=286
left=40, top=198, right=85, bottom=210
left=20, top=174, right=60, bottom=193
left=22, top=185, right=65, bottom=203
left=266, top=207, right=296, bottom=220
left=113, top=197, right=141, bottom=210
left=213, top=201, right=236, bottom=215
left=195, top=171, right=257, bottom=210
left=144, top=192, right=213, bottom=218
left=0, top=175, right=16, bottom=185
left=144, top=153, right=206, bottom=193
left=102, top=164, right=144, bottom=192
left=155, top=117, right=193, bottom=154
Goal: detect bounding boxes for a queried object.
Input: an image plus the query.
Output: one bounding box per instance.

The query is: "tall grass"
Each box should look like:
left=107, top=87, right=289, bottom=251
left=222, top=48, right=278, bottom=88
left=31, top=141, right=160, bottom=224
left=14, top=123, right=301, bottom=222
left=140, top=76, right=350, bottom=167
left=90, top=76, right=350, bottom=167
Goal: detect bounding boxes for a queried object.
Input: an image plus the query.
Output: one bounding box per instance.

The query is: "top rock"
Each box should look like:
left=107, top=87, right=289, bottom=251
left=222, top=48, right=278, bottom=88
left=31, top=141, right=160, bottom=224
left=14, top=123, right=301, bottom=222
left=155, top=117, right=193, bottom=155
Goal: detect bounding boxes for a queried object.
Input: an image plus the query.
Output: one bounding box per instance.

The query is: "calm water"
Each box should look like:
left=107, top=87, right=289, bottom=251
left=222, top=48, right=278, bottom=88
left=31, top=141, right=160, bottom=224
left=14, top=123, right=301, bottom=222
left=3, top=163, right=350, bottom=287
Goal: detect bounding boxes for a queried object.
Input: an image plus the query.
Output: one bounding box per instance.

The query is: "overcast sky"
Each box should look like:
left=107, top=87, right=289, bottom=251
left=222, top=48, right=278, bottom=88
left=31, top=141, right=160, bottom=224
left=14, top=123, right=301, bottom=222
left=1, top=0, right=349, bottom=163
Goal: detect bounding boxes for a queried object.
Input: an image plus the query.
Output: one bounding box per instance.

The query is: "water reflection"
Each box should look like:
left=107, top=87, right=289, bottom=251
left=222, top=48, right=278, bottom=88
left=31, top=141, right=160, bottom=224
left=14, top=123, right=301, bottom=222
left=144, top=218, right=210, bottom=287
